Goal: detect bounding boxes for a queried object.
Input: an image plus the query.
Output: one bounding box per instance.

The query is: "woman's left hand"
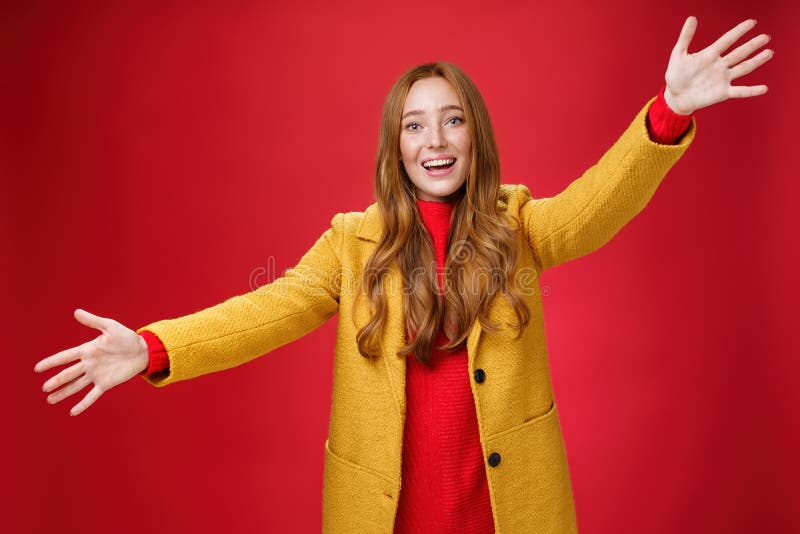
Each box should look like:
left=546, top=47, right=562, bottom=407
left=663, top=16, right=774, bottom=115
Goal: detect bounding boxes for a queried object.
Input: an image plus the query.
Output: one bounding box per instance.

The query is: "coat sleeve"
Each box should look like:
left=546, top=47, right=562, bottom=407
left=136, top=212, right=344, bottom=387
left=518, top=95, right=697, bottom=272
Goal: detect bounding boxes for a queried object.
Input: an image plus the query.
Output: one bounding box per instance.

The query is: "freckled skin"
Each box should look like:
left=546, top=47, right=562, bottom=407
left=400, top=77, right=472, bottom=202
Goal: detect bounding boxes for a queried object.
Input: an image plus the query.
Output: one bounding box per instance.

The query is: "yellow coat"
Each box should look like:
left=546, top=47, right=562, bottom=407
left=138, top=95, right=695, bottom=533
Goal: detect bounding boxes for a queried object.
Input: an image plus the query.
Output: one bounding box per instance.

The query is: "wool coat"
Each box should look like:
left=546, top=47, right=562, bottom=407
left=138, top=95, right=696, bottom=533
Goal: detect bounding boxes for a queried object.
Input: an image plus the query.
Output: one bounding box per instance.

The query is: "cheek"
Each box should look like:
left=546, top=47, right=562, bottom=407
left=399, top=136, right=416, bottom=163
left=457, top=132, right=472, bottom=154
left=458, top=135, right=473, bottom=173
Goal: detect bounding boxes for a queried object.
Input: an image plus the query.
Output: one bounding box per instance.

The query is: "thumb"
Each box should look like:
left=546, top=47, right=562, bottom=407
left=74, top=308, right=112, bottom=332
left=674, top=15, right=697, bottom=55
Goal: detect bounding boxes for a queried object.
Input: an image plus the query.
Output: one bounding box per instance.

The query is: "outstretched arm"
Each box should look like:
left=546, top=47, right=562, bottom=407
left=521, top=16, right=773, bottom=272
left=135, top=213, right=345, bottom=387
left=35, top=213, right=345, bottom=414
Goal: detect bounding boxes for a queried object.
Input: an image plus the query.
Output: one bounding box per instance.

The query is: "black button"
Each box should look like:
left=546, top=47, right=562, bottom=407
left=473, top=368, right=486, bottom=383
left=487, top=452, right=501, bottom=467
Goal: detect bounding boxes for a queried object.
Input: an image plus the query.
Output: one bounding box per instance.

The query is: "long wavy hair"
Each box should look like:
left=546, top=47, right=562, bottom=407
left=355, top=62, right=531, bottom=366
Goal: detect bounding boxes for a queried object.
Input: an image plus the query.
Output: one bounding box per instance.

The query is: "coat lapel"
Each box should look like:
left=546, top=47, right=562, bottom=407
left=357, top=204, right=406, bottom=415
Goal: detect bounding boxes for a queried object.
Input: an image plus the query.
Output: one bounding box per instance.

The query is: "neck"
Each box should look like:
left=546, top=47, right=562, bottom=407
left=417, top=196, right=458, bottom=205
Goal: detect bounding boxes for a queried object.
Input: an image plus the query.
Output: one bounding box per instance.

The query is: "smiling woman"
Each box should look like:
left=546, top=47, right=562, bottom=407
left=34, top=15, right=774, bottom=534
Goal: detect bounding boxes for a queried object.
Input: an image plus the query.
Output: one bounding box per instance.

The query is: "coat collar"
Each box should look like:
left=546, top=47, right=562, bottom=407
left=356, top=184, right=521, bottom=243
left=356, top=184, right=524, bottom=416
left=356, top=203, right=383, bottom=242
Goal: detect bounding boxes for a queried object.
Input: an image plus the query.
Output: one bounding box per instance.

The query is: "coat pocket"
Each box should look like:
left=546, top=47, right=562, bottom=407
left=484, top=402, right=579, bottom=534
left=322, top=439, right=398, bottom=534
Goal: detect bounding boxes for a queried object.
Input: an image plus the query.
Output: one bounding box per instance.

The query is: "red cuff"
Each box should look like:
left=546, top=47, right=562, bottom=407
left=646, top=83, right=694, bottom=145
left=138, top=330, right=170, bottom=376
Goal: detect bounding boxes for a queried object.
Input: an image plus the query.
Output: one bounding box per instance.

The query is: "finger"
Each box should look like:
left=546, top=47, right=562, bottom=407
left=673, top=16, right=698, bottom=54
left=47, top=374, right=91, bottom=405
left=74, top=308, right=114, bottom=333
left=729, top=48, right=774, bottom=81
left=722, top=33, right=770, bottom=68
left=708, top=18, right=757, bottom=57
left=42, top=361, right=85, bottom=393
left=728, top=85, right=768, bottom=99
left=34, top=340, right=92, bottom=373
left=70, top=384, right=104, bottom=416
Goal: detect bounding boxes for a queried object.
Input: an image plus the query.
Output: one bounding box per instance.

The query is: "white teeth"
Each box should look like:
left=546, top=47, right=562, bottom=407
left=422, top=158, right=455, bottom=168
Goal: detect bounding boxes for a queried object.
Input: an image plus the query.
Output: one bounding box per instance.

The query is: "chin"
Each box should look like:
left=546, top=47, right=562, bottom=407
left=417, top=181, right=466, bottom=201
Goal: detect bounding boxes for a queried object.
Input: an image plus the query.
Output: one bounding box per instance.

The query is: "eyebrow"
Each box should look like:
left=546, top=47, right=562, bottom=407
left=401, top=104, right=464, bottom=121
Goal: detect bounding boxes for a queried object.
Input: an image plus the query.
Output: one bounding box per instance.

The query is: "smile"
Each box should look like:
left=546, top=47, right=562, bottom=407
left=420, top=156, right=457, bottom=177
left=422, top=157, right=456, bottom=170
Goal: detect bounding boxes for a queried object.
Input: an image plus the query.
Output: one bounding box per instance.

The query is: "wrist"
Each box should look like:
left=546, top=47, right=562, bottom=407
left=137, top=334, right=149, bottom=374
left=663, top=86, right=693, bottom=116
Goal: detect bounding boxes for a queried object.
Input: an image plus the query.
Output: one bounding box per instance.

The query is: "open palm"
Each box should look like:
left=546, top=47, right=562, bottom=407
left=664, top=17, right=774, bottom=115
left=35, top=309, right=149, bottom=416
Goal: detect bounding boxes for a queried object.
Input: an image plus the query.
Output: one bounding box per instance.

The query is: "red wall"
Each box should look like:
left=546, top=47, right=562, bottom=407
left=6, top=1, right=798, bottom=532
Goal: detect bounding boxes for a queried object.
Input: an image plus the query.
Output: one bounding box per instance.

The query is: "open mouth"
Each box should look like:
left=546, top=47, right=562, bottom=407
left=421, top=157, right=456, bottom=171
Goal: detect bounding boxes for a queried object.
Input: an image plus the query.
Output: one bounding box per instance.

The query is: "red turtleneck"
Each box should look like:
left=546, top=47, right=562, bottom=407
left=138, top=85, right=692, bottom=532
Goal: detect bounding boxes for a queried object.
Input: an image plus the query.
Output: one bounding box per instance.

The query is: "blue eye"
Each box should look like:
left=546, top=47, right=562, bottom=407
left=448, top=117, right=464, bottom=125
left=405, top=123, right=420, bottom=131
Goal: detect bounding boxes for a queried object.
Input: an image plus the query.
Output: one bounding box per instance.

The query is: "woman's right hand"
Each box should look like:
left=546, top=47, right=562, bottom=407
left=35, top=309, right=150, bottom=416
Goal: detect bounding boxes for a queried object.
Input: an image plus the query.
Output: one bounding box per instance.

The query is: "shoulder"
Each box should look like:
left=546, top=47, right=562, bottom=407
left=327, top=203, right=379, bottom=243
left=498, top=183, right=533, bottom=217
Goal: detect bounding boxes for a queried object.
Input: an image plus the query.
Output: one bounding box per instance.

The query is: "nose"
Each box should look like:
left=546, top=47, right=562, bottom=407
left=426, top=124, right=446, bottom=148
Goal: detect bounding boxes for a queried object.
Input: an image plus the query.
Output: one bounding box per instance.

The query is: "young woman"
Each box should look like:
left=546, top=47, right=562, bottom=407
left=35, top=16, right=772, bottom=533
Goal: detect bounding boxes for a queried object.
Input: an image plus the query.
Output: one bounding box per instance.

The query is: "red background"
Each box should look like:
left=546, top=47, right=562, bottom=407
left=5, top=1, right=799, bottom=532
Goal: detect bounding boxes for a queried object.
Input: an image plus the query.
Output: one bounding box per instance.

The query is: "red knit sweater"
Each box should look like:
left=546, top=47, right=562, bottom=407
left=140, top=84, right=692, bottom=531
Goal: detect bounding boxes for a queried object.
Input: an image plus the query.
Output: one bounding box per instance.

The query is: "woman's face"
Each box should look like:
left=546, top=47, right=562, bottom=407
left=399, top=77, right=472, bottom=202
